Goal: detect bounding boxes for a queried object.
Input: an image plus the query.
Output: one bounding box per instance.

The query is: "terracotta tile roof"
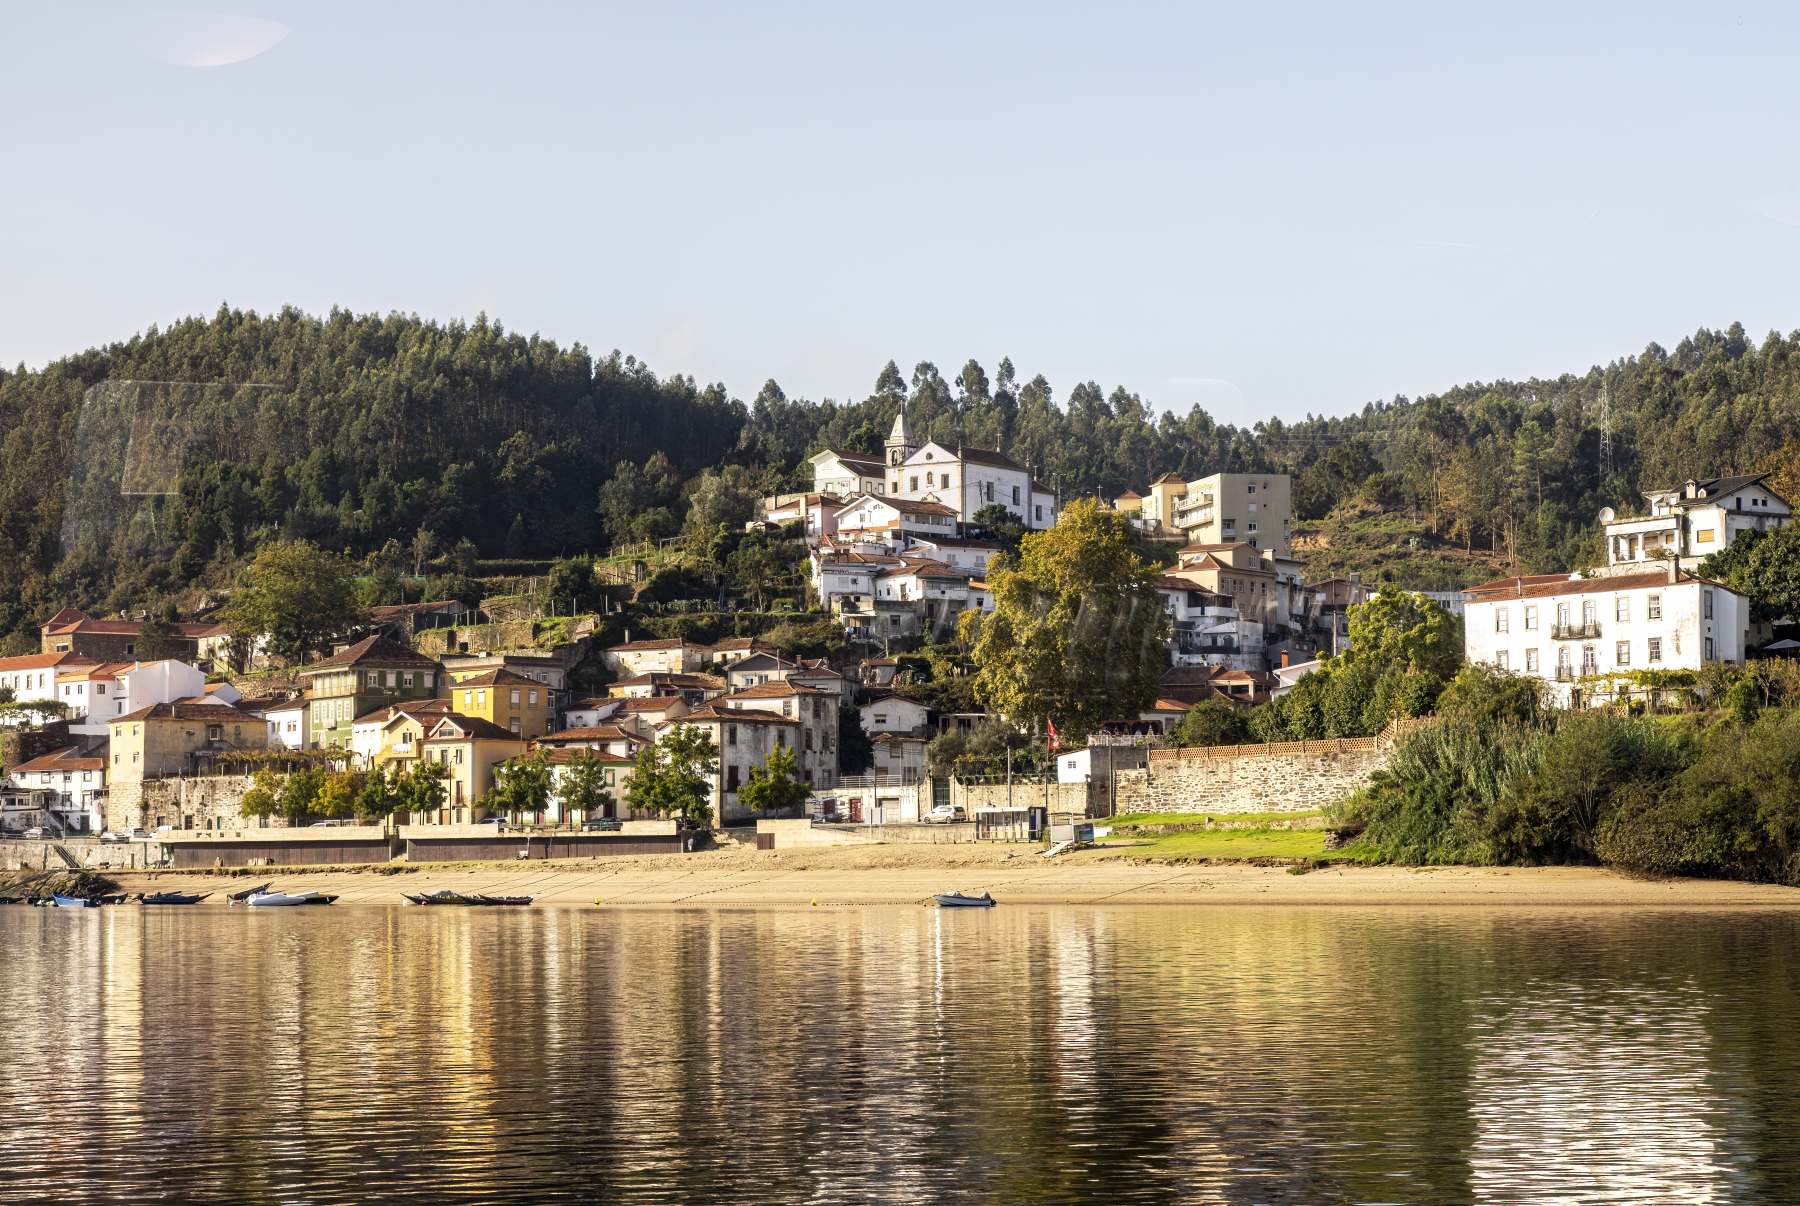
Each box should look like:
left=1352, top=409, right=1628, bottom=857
left=303, top=635, right=439, bottom=671
left=729, top=681, right=832, bottom=699
left=820, top=447, right=885, bottom=469
left=356, top=699, right=453, bottom=725
left=610, top=637, right=703, bottom=651
left=673, top=704, right=799, bottom=724
left=614, top=672, right=725, bottom=689
left=620, top=696, right=686, bottom=711
left=1115, top=490, right=1144, bottom=500
left=423, top=713, right=523, bottom=742
left=538, top=724, right=648, bottom=743
left=564, top=697, right=621, bottom=710
left=872, top=732, right=927, bottom=743
left=538, top=747, right=636, bottom=765
left=1462, top=569, right=1739, bottom=601
left=116, top=702, right=258, bottom=723
left=708, top=637, right=779, bottom=653
left=1151, top=473, right=1186, bottom=485
left=0, top=652, right=100, bottom=674
left=887, top=499, right=961, bottom=517
left=10, top=747, right=107, bottom=774
left=449, top=668, right=540, bottom=688
left=1148, top=699, right=1192, bottom=713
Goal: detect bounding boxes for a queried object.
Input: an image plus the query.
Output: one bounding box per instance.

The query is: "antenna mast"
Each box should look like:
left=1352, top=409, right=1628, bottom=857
left=1598, top=383, right=1611, bottom=483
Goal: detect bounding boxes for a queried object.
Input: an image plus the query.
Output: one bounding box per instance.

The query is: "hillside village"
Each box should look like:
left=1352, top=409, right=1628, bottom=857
left=3, top=391, right=1790, bottom=858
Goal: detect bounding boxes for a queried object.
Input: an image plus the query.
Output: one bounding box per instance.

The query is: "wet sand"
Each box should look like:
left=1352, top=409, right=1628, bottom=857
left=108, top=843, right=1800, bottom=908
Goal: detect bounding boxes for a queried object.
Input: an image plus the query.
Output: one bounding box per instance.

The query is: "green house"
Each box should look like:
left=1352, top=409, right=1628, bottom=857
left=297, top=635, right=444, bottom=751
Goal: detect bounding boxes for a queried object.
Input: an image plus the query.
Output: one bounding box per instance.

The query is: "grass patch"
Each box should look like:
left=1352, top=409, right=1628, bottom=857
left=1092, top=827, right=1330, bottom=860
left=1106, top=810, right=1323, bottom=827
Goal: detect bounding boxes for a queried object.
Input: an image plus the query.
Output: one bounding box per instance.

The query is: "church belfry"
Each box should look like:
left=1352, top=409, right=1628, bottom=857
left=885, top=409, right=917, bottom=469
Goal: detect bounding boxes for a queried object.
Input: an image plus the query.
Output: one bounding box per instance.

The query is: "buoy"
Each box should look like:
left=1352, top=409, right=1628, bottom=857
left=811, top=897, right=817, bottom=907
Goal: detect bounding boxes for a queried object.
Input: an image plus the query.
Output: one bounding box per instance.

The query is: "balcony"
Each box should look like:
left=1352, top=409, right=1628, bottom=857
left=1173, top=493, right=1213, bottom=519
left=1550, top=622, right=1602, bottom=641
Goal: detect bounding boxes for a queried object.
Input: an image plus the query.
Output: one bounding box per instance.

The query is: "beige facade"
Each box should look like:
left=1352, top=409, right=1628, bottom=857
left=1172, top=473, right=1292, bottom=556
left=418, top=713, right=529, bottom=820
left=109, top=702, right=269, bottom=782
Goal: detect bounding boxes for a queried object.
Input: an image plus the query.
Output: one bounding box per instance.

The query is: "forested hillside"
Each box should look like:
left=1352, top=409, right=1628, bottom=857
left=2, top=305, right=1798, bottom=641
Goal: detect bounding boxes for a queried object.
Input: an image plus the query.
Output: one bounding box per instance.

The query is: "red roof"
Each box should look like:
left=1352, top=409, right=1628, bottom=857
left=610, top=638, right=703, bottom=651
left=116, top=702, right=258, bottom=723
left=448, top=668, right=540, bottom=688
left=729, top=681, right=832, bottom=699
left=1461, top=569, right=1738, bottom=601
left=303, top=635, right=440, bottom=670
left=620, top=696, right=686, bottom=711
left=673, top=704, right=799, bottom=724
left=0, top=652, right=100, bottom=674
left=10, top=746, right=106, bottom=774
left=424, top=713, right=524, bottom=742
left=537, top=724, right=648, bottom=744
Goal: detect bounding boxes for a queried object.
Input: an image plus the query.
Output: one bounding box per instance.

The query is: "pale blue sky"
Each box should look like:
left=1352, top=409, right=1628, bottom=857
left=5, top=2, right=1800, bottom=427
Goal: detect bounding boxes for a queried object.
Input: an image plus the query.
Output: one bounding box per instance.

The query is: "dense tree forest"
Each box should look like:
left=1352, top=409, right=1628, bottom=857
left=2, top=305, right=1798, bottom=641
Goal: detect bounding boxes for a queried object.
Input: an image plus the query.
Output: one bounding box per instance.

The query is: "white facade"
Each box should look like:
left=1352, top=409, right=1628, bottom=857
left=1601, top=473, right=1792, bottom=572
left=832, top=494, right=962, bottom=548
left=67, top=660, right=209, bottom=736
left=1462, top=569, right=1748, bottom=705
left=860, top=695, right=931, bottom=737
left=808, top=449, right=889, bottom=499
left=879, top=411, right=1057, bottom=530
left=264, top=698, right=308, bottom=749
left=904, top=536, right=1002, bottom=575
left=561, top=697, right=625, bottom=729
left=1056, top=748, right=1093, bottom=785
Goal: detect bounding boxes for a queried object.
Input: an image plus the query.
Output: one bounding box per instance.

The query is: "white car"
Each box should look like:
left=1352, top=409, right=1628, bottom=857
left=22, top=827, right=46, bottom=839
left=922, top=805, right=966, bottom=824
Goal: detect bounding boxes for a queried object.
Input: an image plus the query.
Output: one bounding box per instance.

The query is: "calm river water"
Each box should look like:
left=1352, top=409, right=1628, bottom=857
left=3, top=905, right=1798, bottom=1204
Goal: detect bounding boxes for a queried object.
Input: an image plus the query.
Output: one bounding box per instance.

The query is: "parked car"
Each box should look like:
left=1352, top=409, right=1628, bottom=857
left=22, top=827, right=46, bottom=839
left=100, top=831, right=130, bottom=843
left=922, top=805, right=966, bottom=824
left=581, top=818, right=624, bottom=832
left=475, top=816, right=505, bottom=826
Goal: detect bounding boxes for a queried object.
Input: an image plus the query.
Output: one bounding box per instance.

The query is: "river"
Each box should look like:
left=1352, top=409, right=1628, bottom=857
left=2, top=905, right=1797, bottom=1204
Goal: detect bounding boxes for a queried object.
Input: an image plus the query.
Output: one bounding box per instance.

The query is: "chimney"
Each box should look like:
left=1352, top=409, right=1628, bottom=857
left=623, top=628, right=630, bottom=645
left=1669, top=559, right=1679, bottom=584
left=1516, top=577, right=1523, bottom=597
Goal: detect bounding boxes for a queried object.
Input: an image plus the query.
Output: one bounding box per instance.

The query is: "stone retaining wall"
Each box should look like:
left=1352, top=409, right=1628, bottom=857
left=106, top=775, right=268, bottom=833
left=1113, top=747, right=1387, bottom=815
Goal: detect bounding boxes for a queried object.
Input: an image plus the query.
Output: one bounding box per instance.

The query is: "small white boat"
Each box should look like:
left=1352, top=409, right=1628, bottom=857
left=245, top=890, right=337, bottom=907
left=935, top=891, right=996, bottom=908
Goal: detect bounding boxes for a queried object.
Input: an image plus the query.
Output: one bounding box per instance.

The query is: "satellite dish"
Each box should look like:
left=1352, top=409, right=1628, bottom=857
left=1598, top=507, right=1616, bottom=523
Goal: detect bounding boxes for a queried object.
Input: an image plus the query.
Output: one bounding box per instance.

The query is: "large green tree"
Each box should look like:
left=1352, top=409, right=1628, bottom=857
left=971, top=498, right=1169, bottom=740
left=556, top=750, right=616, bottom=820
left=484, top=748, right=555, bottom=821
left=626, top=724, right=719, bottom=826
left=222, top=540, right=359, bottom=664
left=737, top=744, right=810, bottom=816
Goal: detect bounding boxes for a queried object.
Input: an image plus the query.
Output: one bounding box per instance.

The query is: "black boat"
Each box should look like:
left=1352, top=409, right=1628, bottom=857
left=472, top=894, right=534, bottom=907
left=143, top=891, right=211, bottom=905
left=0, top=895, right=26, bottom=905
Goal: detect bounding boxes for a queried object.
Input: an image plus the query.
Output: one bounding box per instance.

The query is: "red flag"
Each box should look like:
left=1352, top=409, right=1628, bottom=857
left=1046, top=718, right=1060, bottom=751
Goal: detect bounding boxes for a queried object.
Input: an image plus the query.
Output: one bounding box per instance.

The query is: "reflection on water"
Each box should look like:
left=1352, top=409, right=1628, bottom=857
left=1, top=907, right=1797, bottom=1205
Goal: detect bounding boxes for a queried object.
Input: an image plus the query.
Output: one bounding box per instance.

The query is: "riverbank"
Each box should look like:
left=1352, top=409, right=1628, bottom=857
left=100, top=843, right=1800, bottom=907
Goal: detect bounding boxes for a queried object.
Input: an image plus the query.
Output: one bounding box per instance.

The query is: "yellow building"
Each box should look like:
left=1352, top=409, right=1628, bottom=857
left=109, top=702, right=269, bottom=783
left=417, top=713, right=529, bottom=822
left=444, top=668, right=551, bottom=739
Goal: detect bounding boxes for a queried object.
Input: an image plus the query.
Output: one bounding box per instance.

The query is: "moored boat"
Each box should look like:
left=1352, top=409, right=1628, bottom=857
left=52, top=893, right=98, bottom=908
left=0, top=895, right=26, bottom=905
left=245, top=889, right=336, bottom=907
left=934, top=891, right=996, bottom=908
left=143, top=891, right=211, bottom=905
left=472, top=894, right=533, bottom=907
left=225, top=882, right=273, bottom=903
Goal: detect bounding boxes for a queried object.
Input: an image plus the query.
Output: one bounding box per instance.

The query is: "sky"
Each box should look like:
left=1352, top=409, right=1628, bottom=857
left=4, top=2, right=1800, bottom=429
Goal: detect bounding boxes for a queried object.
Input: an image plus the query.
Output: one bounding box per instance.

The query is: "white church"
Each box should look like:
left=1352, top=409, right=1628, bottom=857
left=865, top=412, right=1060, bottom=530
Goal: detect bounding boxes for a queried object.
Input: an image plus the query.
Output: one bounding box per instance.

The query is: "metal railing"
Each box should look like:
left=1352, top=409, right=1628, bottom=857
left=1550, top=622, right=1602, bottom=640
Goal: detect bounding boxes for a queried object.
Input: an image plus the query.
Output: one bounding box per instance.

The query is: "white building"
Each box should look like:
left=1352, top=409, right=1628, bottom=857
left=3, top=746, right=108, bottom=834
left=808, top=448, right=889, bottom=499
left=832, top=494, right=964, bottom=550
left=811, top=549, right=903, bottom=615
left=904, top=535, right=1002, bottom=575
left=1600, top=473, right=1792, bottom=572
left=881, top=412, right=1058, bottom=529
left=561, top=696, right=625, bottom=729
left=65, top=659, right=211, bottom=736
left=0, top=652, right=99, bottom=718
left=261, top=696, right=309, bottom=749
left=859, top=694, right=931, bottom=737
left=724, top=681, right=838, bottom=787
left=1462, top=566, right=1749, bottom=706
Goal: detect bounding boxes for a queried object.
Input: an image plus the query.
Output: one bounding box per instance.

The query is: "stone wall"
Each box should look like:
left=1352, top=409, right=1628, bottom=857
left=951, top=781, right=1095, bottom=816
left=1112, top=746, right=1387, bottom=815
left=2, top=721, right=72, bottom=769
left=106, top=774, right=270, bottom=833
left=414, top=622, right=537, bottom=659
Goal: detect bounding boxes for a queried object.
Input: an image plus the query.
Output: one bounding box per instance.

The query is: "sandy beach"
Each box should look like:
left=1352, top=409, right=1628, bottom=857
left=100, top=843, right=1800, bottom=908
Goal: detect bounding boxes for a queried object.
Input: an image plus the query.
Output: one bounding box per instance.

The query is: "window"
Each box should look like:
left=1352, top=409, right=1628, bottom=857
left=1647, top=637, right=1662, bottom=662
left=113, top=726, right=121, bottom=738
left=1524, top=605, right=1538, bottom=631
left=985, top=482, right=994, bottom=502
left=727, top=724, right=738, bottom=747
left=1615, top=598, right=1629, bottom=623
left=510, top=689, right=521, bottom=705
left=402, top=673, right=414, bottom=688
left=1647, top=593, right=1662, bottom=620
left=777, top=730, right=787, bottom=749
left=1582, top=600, right=1597, bottom=625
left=726, top=765, right=740, bottom=791
left=1035, top=505, right=1043, bottom=521
left=1616, top=641, right=1630, bottom=666
left=910, top=476, right=919, bottom=491
left=1557, top=646, right=1571, bottom=673
left=386, top=671, right=398, bottom=687
left=1496, top=608, right=1509, bottom=634
left=1012, top=485, right=1020, bottom=505
left=1557, top=602, right=1570, bottom=626
left=367, top=671, right=379, bottom=686
left=82, top=771, right=91, bottom=783
left=1247, top=483, right=1257, bottom=495
left=1581, top=645, right=1598, bottom=675
left=477, top=690, right=486, bottom=705
left=1525, top=648, right=1539, bottom=673
left=510, top=717, right=520, bottom=734
left=1706, top=637, right=1716, bottom=660
left=805, top=729, right=814, bottom=751
left=1697, top=528, right=1715, bottom=543
left=782, top=699, right=793, bottom=717
left=1704, top=590, right=1714, bottom=619
left=1495, top=650, right=1509, bottom=671
left=528, top=690, right=538, bottom=705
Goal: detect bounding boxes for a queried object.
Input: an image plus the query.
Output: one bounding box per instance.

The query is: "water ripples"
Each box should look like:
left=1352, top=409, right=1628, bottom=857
left=1, top=906, right=1796, bottom=1204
